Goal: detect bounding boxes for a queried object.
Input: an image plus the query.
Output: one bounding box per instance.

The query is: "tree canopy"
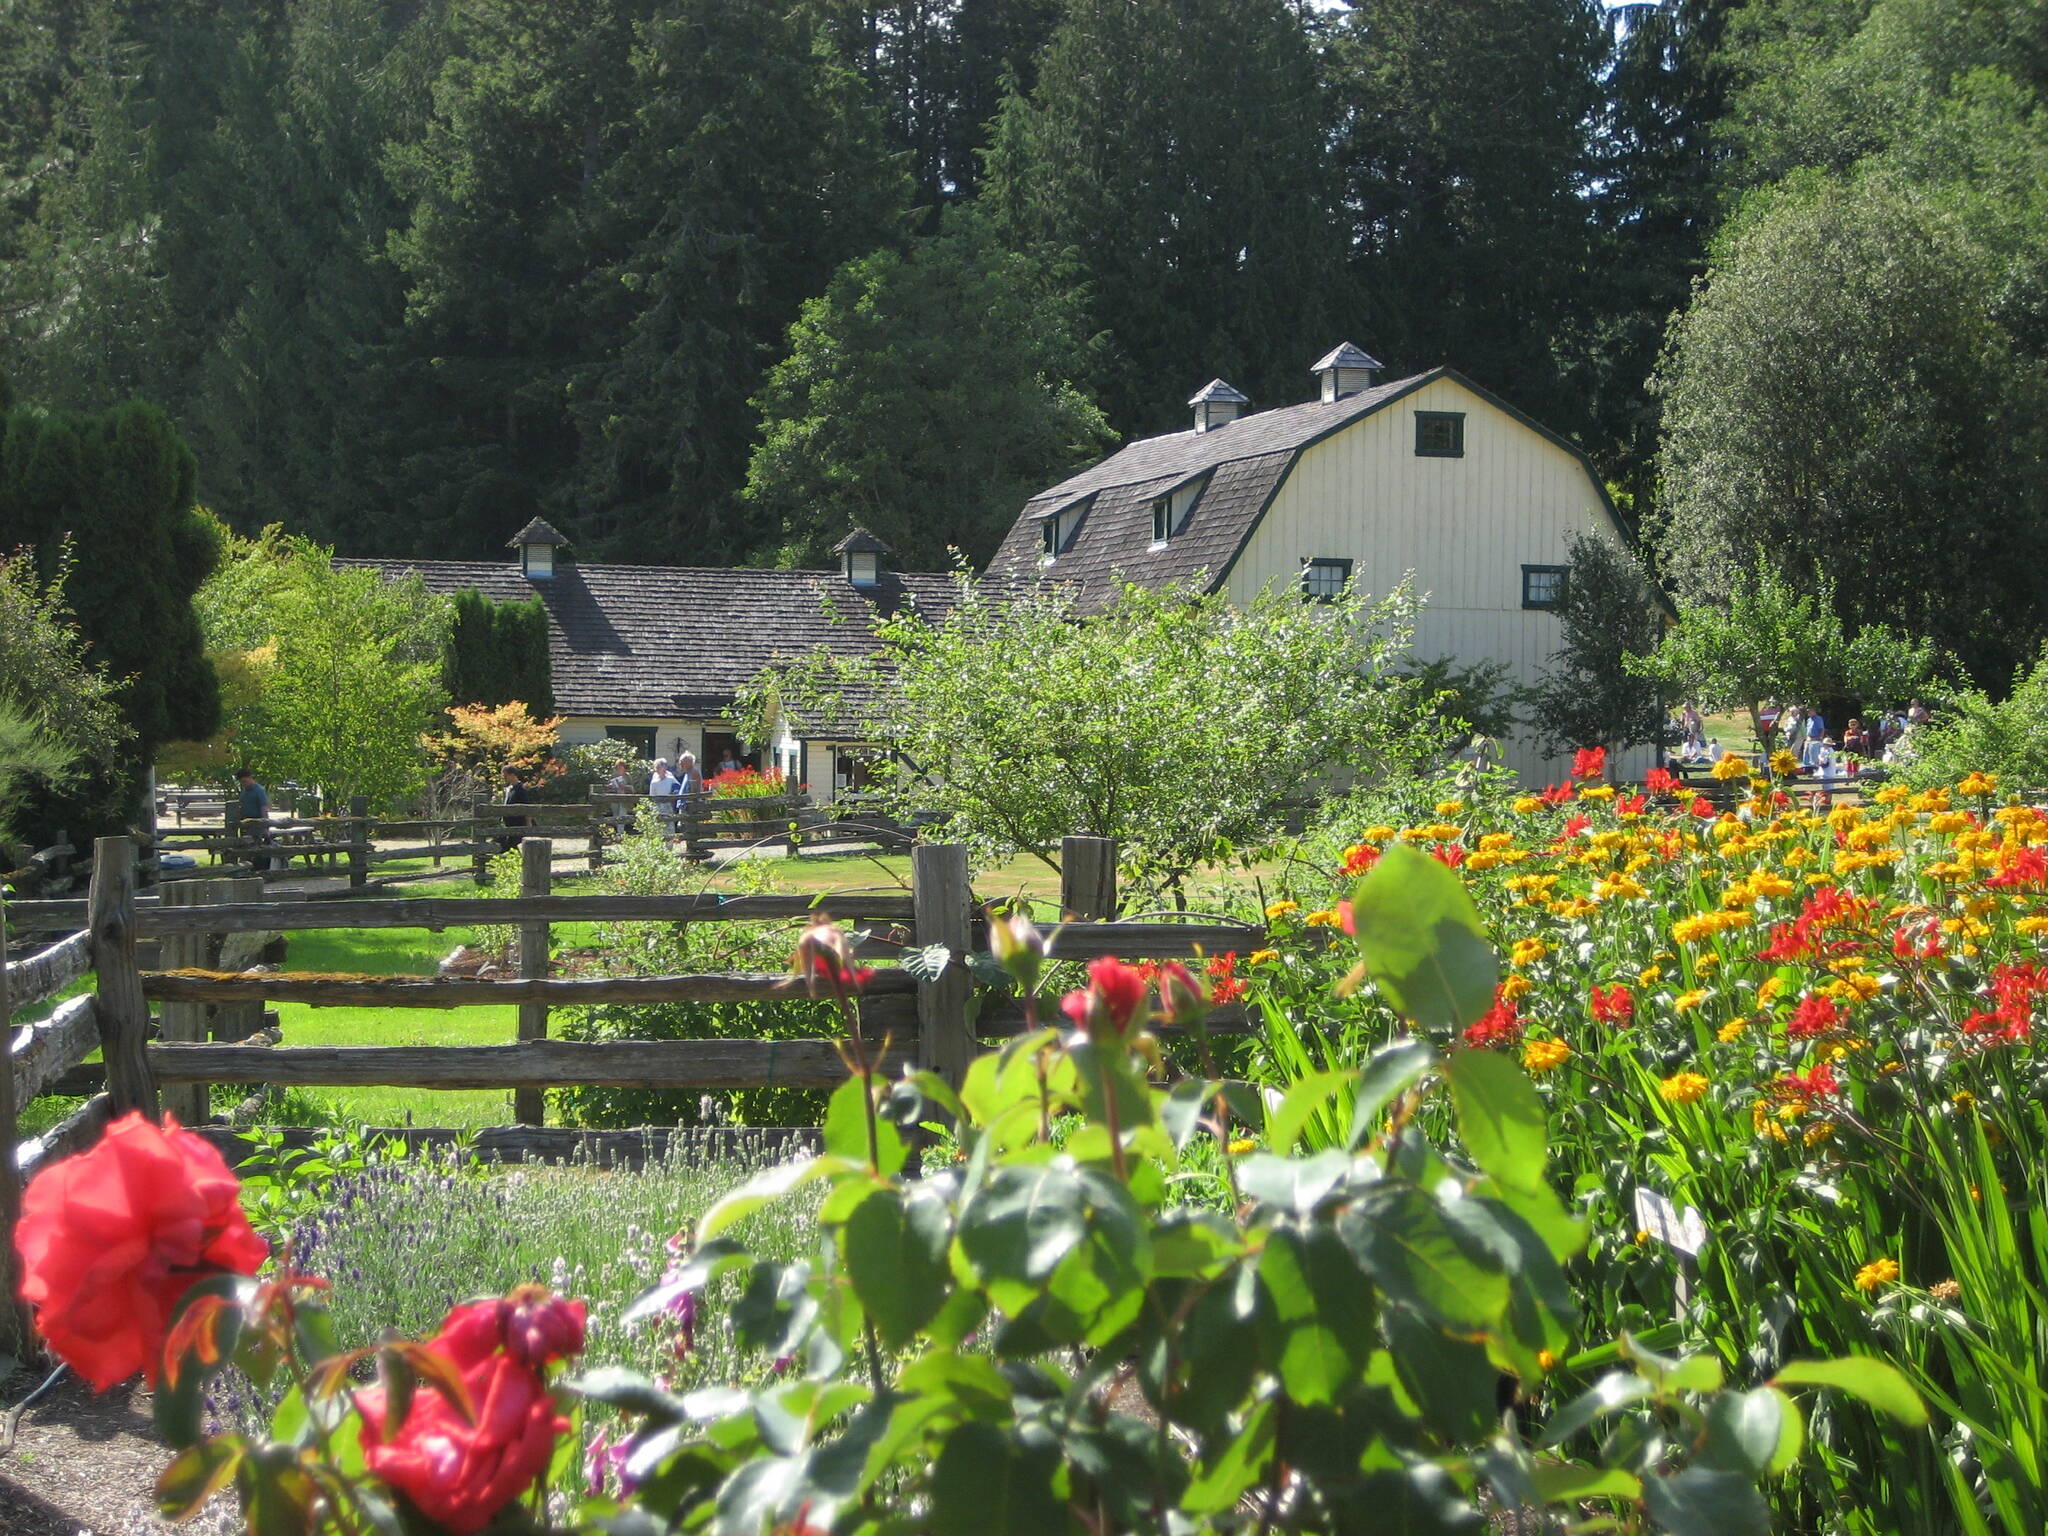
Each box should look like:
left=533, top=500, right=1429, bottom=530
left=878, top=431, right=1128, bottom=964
left=740, top=574, right=1450, bottom=904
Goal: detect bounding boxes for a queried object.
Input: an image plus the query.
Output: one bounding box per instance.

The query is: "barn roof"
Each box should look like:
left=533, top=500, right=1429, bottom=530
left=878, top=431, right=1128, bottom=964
left=341, top=556, right=955, bottom=732
left=985, top=366, right=1636, bottom=609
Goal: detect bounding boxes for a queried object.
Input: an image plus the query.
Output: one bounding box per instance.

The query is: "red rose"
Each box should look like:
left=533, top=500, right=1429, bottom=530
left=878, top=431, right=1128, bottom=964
left=1059, top=956, right=1150, bottom=1039
left=14, top=1112, right=268, bottom=1391
left=357, top=1288, right=585, bottom=1535
left=358, top=1351, right=565, bottom=1534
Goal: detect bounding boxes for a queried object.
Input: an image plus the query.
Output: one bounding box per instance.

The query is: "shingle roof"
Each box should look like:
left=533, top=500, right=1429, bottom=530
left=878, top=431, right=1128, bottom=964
left=507, top=517, right=571, bottom=548
left=1311, top=342, right=1384, bottom=375
left=339, top=557, right=955, bottom=731
left=830, top=527, right=893, bottom=556
left=1187, top=378, right=1249, bottom=406
left=985, top=370, right=1442, bottom=606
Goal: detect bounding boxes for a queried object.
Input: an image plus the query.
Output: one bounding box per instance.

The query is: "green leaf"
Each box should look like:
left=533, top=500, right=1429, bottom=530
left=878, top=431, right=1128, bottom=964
left=1163, top=1078, right=1216, bottom=1150
left=1766, top=1386, right=1805, bottom=1474
left=1338, top=1185, right=1510, bottom=1334
left=1267, top=1068, right=1354, bottom=1155
left=1348, top=1036, right=1437, bottom=1149
left=1772, top=1357, right=1928, bottom=1427
left=1383, top=1306, right=1499, bottom=1442
left=1256, top=1226, right=1374, bottom=1406
left=1540, top=1371, right=1656, bottom=1448
left=1182, top=1396, right=1278, bottom=1516
left=930, top=1421, right=1064, bottom=1536
left=843, top=1185, right=950, bottom=1348
left=1346, top=844, right=1499, bottom=1030
left=1622, top=1334, right=1723, bottom=1395
left=700, top=1156, right=832, bottom=1241
left=1445, top=1047, right=1547, bottom=1195
left=1702, top=1388, right=1786, bottom=1479
left=157, top=1436, right=245, bottom=1519
left=1641, top=1465, right=1771, bottom=1536
left=825, top=1078, right=907, bottom=1176
left=957, top=1161, right=1090, bottom=1286
left=1529, top=1462, right=1642, bottom=1503
left=1237, top=1150, right=1351, bottom=1216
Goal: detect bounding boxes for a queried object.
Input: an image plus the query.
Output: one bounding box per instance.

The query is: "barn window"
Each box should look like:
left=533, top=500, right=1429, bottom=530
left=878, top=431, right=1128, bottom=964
left=1302, top=557, right=1353, bottom=603
left=1522, top=564, right=1567, bottom=611
left=1415, top=411, right=1465, bottom=457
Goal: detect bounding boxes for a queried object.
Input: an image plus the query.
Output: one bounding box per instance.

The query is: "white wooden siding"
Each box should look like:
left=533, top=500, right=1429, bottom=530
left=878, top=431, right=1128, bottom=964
left=1223, top=376, right=1650, bottom=784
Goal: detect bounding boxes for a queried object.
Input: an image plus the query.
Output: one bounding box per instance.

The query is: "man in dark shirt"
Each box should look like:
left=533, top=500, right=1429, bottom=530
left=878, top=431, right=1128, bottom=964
left=498, top=765, right=531, bottom=853
left=234, top=768, right=274, bottom=871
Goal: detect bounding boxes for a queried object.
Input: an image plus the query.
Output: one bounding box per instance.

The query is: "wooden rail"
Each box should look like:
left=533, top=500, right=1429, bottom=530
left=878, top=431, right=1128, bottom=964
left=141, top=969, right=919, bottom=1008
left=2, top=927, right=90, bottom=1008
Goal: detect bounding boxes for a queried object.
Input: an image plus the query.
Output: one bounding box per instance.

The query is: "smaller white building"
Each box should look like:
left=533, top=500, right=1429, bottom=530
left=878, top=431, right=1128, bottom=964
left=986, top=346, right=1658, bottom=783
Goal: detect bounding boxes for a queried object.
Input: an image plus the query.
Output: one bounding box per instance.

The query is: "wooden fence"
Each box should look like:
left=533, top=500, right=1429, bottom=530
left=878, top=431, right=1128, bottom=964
left=149, top=786, right=918, bottom=889
left=2, top=832, right=1263, bottom=1333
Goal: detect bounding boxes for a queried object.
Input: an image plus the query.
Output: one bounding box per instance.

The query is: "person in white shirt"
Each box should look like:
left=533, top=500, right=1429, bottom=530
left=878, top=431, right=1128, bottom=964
left=648, top=759, right=682, bottom=797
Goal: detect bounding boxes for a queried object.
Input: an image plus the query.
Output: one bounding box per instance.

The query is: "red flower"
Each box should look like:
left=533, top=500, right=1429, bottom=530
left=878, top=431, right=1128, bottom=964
left=1205, top=952, right=1246, bottom=1004
left=1616, top=792, right=1647, bottom=817
left=1786, top=994, right=1842, bottom=1039
left=1572, top=746, right=1607, bottom=782
left=1059, top=956, right=1151, bottom=1038
left=1644, top=767, right=1681, bottom=797
left=1337, top=900, right=1356, bottom=935
left=1559, top=813, right=1591, bottom=840
left=1987, top=846, right=2048, bottom=890
left=1777, top=1061, right=1839, bottom=1101
left=1157, top=962, right=1209, bottom=1024
left=1462, top=989, right=1523, bottom=1048
left=1589, top=984, right=1634, bottom=1026
left=1430, top=842, right=1467, bottom=868
left=1340, top=843, right=1381, bottom=876
left=1689, top=796, right=1715, bottom=819
left=357, top=1288, right=584, bottom=1536
left=14, top=1112, right=268, bottom=1391
left=1540, top=781, right=1573, bottom=807
left=1892, top=920, right=1943, bottom=962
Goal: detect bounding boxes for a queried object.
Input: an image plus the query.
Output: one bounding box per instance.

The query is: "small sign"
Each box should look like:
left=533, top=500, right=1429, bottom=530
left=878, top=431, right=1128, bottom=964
left=1634, top=1187, right=1708, bottom=1256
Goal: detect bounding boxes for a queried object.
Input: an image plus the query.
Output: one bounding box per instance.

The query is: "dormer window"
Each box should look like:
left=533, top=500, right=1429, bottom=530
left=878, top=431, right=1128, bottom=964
left=832, top=527, right=892, bottom=587
left=506, top=516, right=571, bottom=581
left=1036, top=494, right=1091, bottom=562
left=1148, top=474, right=1209, bottom=548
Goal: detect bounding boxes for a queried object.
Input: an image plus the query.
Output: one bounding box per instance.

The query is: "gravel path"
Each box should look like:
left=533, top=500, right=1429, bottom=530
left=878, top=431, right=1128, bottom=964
left=0, top=1370, right=227, bottom=1536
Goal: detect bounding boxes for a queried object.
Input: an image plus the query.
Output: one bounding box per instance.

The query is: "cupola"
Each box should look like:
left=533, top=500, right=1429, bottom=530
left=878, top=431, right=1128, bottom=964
left=1311, top=342, right=1384, bottom=403
left=832, top=527, right=892, bottom=587
left=1187, top=378, right=1249, bottom=433
left=507, top=516, right=571, bottom=580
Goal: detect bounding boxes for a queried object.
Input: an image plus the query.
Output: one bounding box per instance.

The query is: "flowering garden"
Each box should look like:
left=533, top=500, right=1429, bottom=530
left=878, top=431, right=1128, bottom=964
left=13, top=753, right=2048, bottom=1533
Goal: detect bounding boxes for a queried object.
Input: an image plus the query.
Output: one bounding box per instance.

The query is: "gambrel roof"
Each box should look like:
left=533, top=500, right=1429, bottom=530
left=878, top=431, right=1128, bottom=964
left=340, top=556, right=955, bottom=731
left=985, top=367, right=1633, bottom=609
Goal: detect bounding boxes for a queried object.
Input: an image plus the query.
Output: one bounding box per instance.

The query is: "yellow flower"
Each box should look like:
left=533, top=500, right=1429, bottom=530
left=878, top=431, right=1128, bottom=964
left=1434, top=799, right=1466, bottom=816
left=1595, top=873, right=1649, bottom=901
left=1825, top=972, right=1882, bottom=1004
left=1498, top=974, right=1532, bottom=1000
left=2017, top=916, right=2048, bottom=936
left=1363, top=825, right=1397, bottom=844
left=1696, top=953, right=1721, bottom=975
left=1248, top=948, right=1280, bottom=965
left=1803, top=1119, right=1835, bottom=1147
left=1523, top=1038, right=1572, bottom=1074
left=1758, top=976, right=1787, bottom=1003
left=1512, top=796, right=1545, bottom=815
left=1957, top=771, right=1999, bottom=798
left=1927, top=811, right=1971, bottom=836
left=1753, top=1104, right=1789, bottom=1143
left=1674, top=988, right=1708, bottom=1014
left=1578, top=784, right=1616, bottom=802
left=1264, top=900, right=1300, bottom=920
left=1304, top=908, right=1343, bottom=928
left=1952, top=1090, right=1977, bottom=1113
left=1873, top=784, right=1910, bottom=804
left=1536, top=1349, right=1558, bottom=1372
left=1639, top=964, right=1663, bottom=986
left=1478, top=832, right=1516, bottom=852
left=1770, top=749, right=1801, bottom=776
left=1398, top=825, right=1431, bottom=842
left=1550, top=897, right=1598, bottom=919
left=1659, top=1071, right=1710, bottom=1105
left=1712, top=753, right=1751, bottom=781
left=1227, top=1137, right=1258, bottom=1156
left=1510, top=937, right=1549, bottom=968
left=1634, top=1229, right=1652, bottom=1246
left=1717, top=1018, right=1748, bottom=1043
left=1854, top=1257, right=1901, bottom=1293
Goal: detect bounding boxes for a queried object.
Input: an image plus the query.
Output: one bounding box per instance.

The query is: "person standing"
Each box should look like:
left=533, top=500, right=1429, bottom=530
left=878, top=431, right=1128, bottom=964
left=497, top=765, right=531, bottom=853
left=674, top=752, right=701, bottom=797
left=234, top=768, right=275, bottom=870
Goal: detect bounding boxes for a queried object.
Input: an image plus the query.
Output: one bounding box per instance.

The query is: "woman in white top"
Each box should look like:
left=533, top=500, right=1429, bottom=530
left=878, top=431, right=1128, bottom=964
left=648, top=759, right=683, bottom=797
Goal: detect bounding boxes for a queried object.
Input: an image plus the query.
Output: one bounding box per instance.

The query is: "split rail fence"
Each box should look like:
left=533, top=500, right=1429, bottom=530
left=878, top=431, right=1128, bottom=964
left=2, top=833, right=1263, bottom=1332
left=150, top=788, right=919, bottom=889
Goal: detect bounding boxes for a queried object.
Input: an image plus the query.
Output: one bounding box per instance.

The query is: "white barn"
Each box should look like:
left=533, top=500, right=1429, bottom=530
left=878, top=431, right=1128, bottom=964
left=985, top=345, right=1657, bottom=784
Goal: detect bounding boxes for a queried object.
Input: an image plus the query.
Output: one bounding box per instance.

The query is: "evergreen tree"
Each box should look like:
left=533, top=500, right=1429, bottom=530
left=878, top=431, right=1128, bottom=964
left=445, top=589, right=554, bottom=716
left=1527, top=533, right=1667, bottom=757
left=984, top=0, right=1343, bottom=435
left=565, top=0, right=908, bottom=559
left=1324, top=0, right=1605, bottom=436
left=746, top=214, right=1114, bottom=570
left=0, top=398, right=220, bottom=839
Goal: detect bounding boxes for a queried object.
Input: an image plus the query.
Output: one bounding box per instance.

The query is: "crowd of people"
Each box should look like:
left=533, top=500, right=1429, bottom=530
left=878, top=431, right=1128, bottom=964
left=1669, top=699, right=1932, bottom=780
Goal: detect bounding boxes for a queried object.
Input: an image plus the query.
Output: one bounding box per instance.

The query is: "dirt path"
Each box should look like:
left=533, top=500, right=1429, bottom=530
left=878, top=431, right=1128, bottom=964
left=0, top=1370, right=226, bottom=1536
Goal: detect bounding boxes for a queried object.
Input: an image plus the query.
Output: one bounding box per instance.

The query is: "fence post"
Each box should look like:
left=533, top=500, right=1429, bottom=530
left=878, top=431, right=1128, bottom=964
left=587, top=790, right=605, bottom=876
left=1060, top=836, right=1119, bottom=921
left=912, top=844, right=975, bottom=1084
left=89, top=835, right=158, bottom=1119
left=157, top=879, right=215, bottom=1124
left=514, top=837, right=551, bottom=1126
left=347, top=795, right=370, bottom=890
left=0, top=895, right=27, bottom=1353
left=472, top=800, right=491, bottom=885
left=682, top=794, right=703, bottom=860
left=212, top=876, right=267, bottom=1043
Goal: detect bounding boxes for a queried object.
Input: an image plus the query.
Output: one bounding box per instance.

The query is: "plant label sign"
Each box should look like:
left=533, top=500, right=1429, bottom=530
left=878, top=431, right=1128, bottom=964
left=1634, top=1187, right=1707, bottom=1256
